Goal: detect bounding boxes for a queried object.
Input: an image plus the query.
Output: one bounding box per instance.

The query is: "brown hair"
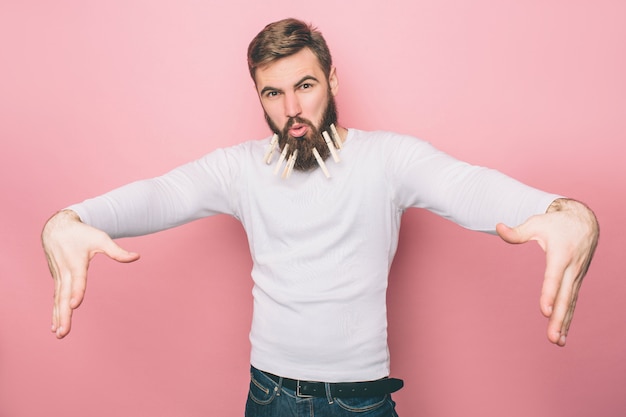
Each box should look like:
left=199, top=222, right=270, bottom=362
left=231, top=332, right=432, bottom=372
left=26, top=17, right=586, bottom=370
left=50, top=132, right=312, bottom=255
left=247, top=18, right=333, bottom=81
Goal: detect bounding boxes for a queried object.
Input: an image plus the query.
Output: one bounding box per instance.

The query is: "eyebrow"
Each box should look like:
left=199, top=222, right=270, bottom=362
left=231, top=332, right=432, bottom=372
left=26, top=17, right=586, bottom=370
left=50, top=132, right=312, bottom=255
left=260, top=75, right=321, bottom=96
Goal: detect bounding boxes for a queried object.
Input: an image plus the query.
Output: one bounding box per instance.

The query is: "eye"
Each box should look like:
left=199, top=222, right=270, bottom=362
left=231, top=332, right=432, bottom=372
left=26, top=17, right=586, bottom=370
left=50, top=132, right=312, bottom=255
left=300, top=83, right=313, bottom=90
left=264, top=90, right=280, bottom=99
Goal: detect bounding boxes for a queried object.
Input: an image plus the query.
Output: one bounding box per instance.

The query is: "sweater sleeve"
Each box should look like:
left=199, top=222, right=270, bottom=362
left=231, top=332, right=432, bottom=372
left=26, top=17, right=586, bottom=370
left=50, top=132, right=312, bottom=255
left=67, top=146, right=243, bottom=239
left=385, top=134, right=561, bottom=232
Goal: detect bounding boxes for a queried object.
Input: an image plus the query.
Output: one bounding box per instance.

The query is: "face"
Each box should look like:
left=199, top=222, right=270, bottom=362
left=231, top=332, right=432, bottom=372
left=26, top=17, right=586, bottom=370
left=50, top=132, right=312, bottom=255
left=255, top=48, right=339, bottom=171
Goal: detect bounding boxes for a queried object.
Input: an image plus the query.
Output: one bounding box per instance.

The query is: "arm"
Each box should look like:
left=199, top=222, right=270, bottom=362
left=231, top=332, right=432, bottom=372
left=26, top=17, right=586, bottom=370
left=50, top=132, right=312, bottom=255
left=68, top=148, right=240, bottom=239
left=42, top=210, right=140, bottom=339
left=496, top=198, right=599, bottom=346
left=42, top=146, right=244, bottom=338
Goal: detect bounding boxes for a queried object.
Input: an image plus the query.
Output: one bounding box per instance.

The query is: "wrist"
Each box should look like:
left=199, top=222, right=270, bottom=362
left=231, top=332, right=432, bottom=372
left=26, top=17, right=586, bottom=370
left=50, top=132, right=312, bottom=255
left=57, top=209, right=81, bottom=222
left=42, top=210, right=81, bottom=241
left=547, top=198, right=599, bottom=240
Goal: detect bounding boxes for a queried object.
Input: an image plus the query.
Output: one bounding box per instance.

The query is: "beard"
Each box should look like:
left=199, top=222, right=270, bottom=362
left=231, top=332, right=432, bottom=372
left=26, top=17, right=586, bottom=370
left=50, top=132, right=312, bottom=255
left=265, top=93, right=339, bottom=172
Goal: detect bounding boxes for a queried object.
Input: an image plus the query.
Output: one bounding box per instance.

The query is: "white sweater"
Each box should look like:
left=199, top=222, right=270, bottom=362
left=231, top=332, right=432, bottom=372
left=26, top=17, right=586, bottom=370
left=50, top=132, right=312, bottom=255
left=69, top=129, right=559, bottom=382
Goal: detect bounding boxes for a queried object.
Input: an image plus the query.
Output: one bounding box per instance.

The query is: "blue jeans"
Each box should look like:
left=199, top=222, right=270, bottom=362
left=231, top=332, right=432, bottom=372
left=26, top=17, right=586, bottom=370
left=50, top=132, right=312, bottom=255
left=245, top=367, right=399, bottom=417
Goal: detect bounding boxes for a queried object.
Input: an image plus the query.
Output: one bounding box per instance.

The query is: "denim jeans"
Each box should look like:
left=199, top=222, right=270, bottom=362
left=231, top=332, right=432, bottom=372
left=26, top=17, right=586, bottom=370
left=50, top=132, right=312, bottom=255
left=245, top=366, right=399, bottom=417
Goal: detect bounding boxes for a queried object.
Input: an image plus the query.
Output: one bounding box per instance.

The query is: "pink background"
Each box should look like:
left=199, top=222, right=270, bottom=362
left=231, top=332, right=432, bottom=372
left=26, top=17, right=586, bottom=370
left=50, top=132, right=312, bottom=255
left=1, top=1, right=625, bottom=416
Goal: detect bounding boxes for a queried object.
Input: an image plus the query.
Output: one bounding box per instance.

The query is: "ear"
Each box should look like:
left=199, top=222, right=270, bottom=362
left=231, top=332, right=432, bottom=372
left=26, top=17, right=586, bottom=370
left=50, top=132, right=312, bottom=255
left=328, top=66, right=339, bottom=96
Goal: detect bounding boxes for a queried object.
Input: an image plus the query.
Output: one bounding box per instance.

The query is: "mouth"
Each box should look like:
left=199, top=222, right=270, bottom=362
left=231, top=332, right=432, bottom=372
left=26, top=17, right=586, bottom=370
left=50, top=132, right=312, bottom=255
left=288, top=123, right=309, bottom=138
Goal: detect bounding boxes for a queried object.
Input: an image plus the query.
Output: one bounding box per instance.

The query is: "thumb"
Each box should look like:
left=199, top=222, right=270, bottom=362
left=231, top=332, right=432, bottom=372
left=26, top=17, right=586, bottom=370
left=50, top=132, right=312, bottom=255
left=97, top=239, right=140, bottom=263
left=496, top=222, right=528, bottom=245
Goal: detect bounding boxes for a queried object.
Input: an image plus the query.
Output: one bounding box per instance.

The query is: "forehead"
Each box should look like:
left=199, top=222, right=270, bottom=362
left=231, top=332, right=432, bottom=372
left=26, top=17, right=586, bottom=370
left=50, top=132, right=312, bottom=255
left=254, top=48, right=326, bottom=91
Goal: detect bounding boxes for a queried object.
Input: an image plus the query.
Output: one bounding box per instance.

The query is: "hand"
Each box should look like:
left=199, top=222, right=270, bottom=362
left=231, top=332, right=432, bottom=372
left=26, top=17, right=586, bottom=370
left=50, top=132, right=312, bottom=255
left=42, top=210, right=140, bottom=339
left=496, top=198, right=599, bottom=346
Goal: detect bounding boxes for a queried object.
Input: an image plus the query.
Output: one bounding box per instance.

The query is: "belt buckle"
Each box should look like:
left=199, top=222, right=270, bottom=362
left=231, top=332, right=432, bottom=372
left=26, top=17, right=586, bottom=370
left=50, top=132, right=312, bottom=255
left=296, top=381, right=313, bottom=398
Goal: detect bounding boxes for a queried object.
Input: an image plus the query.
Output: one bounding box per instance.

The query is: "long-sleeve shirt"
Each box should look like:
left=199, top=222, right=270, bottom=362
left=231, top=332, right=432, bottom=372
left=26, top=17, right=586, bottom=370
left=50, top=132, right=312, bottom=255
left=69, top=129, right=560, bottom=382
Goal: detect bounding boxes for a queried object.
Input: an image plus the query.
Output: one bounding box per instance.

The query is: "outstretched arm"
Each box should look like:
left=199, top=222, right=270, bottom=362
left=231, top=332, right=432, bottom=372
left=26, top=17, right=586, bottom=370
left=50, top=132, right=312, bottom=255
left=42, top=210, right=140, bottom=339
left=496, top=198, right=599, bottom=346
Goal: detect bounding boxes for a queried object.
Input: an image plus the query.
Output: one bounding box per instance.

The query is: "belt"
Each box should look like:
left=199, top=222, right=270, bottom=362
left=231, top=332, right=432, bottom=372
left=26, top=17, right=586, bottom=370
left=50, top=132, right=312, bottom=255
left=261, top=369, right=404, bottom=398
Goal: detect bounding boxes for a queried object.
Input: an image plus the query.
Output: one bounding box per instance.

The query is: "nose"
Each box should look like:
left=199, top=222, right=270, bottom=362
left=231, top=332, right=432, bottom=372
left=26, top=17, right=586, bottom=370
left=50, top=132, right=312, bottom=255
left=284, top=92, right=302, bottom=118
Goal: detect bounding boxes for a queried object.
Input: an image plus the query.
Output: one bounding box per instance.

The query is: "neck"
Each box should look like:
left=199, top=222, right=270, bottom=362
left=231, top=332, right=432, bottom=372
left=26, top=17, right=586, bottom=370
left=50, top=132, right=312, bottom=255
left=334, top=124, right=349, bottom=143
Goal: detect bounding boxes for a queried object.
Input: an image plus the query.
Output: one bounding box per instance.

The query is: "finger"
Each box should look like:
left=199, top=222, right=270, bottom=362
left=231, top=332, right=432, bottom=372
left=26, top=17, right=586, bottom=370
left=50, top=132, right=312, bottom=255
left=55, top=270, right=75, bottom=339
left=554, top=269, right=584, bottom=346
left=539, top=255, right=567, bottom=318
left=546, top=292, right=568, bottom=345
left=545, top=262, right=578, bottom=346
left=69, top=268, right=88, bottom=310
left=547, top=289, right=572, bottom=346
left=52, top=288, right=59, bottom=333
left=46, top=254, right=62, bottom=332
left=53, top=276, right=62, bottom=333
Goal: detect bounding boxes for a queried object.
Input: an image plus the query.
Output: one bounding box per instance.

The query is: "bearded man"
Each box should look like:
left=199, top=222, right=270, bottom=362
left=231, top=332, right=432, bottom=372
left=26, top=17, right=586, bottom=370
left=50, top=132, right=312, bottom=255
left=42, top=18, right=599, bottom=417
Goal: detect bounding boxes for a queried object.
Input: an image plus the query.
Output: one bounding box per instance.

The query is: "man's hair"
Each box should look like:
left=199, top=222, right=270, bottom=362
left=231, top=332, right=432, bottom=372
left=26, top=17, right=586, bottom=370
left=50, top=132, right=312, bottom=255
left=247, top=18, right=333, bottom=82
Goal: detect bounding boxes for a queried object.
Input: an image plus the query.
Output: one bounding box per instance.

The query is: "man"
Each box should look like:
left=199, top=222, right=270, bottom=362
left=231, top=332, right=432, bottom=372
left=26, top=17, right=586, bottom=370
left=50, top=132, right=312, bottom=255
left=42, top=18, right=598, bottom=416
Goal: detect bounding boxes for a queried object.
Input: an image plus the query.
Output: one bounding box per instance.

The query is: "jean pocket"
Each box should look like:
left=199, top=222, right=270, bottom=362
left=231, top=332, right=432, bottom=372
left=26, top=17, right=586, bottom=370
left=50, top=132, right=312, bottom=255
left=334, top=395, right=390, bottom=413
left=247, top=371, right=278, bottom=406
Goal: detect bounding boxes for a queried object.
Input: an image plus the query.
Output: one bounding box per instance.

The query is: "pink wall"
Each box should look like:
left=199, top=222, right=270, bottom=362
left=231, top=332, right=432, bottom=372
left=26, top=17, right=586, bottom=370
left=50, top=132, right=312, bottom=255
left=1, top=1, right=624, bottom=416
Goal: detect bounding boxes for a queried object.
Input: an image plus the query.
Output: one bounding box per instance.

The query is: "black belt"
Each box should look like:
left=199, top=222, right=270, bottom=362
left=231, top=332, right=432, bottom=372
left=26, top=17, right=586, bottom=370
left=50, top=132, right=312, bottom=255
left=261, top=369, right=404, bottom=398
